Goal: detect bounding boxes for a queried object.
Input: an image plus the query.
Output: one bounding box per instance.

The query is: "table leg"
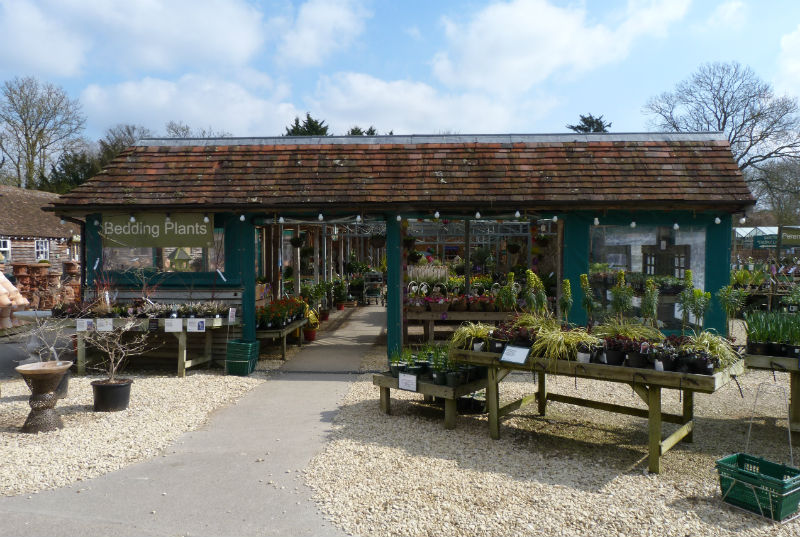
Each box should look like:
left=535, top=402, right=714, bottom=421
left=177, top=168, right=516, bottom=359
left=177, top=332, right=187, bottom=378
left=281, top=334, right=287, bottom=360
left=444, top=398, right=457, bottom=429
left=77, top=333, right=86, bottom=375
left=379, top=386, right=391, bottom=414
left=426, top=321, right=435, bottom=343
left=682, top=390, right=694, bottom=443
left=537, top=371, right=547, bottom=416
left=205, top=330, right=213, bottom=369
left=648, top=385, right=662, bottom=474
left=487, top=366, right=500, bottom=439
left=791, top=371, right=800, bottom=433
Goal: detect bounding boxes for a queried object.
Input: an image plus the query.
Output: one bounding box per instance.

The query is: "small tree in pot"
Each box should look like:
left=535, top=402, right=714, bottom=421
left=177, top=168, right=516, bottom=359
left=83, top=317, right=155, bottom=411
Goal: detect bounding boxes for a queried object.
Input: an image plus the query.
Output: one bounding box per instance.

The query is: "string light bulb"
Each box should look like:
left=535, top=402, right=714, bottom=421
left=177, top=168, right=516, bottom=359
left=475, top=211, right=481, bottom=219
left=60, top=219, right=65, bottom=225
left=129, top=215, right=136, bottom=223
left=93, top=219, right=99, bottom=226
left=239, top=214, right=245, bottom=222
left=739, top=216, right=746, bottom=224
left=434, top=211, right=440, bottom=219
left=630, top=221, right=637, bottom=228
left=396, top=215, right=402, bottom=222
left=278, top=217, right=285, bottom=224
left=165, top=213, right=171, bottom=223
left=593, top=217, right=600, bottom=226
left=673, top=222, right=680, bottom=230
left=203, top=214, right=209, bottom=223
left=356, top=215, right=362, bottom=223
left=318, top=213, right=324, bottom=221
left=714, top=217, right=721, bottom=224
left=552, top=216, right=558, bottom=223
left=514, top=210, right=521, bottom=218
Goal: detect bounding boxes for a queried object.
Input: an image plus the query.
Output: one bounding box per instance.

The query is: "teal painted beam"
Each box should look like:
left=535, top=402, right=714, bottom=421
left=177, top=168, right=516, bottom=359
left=227, top=214, right=257, bottom=341
left=704, top=214, right=732, bottom=334
left=385, top=215, right=403, bottom=363
left=562, top=212, right=591, bottom=326
left=85, top=214, right=103, bottom=287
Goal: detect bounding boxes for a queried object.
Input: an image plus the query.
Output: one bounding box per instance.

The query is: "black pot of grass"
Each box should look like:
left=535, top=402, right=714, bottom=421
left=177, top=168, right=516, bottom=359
left=445, top=370, right=462, bottom=387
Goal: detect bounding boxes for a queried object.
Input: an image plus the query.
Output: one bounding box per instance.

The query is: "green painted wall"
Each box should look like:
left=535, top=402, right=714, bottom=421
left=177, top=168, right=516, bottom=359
left=385, top=215, right=403, bottom=363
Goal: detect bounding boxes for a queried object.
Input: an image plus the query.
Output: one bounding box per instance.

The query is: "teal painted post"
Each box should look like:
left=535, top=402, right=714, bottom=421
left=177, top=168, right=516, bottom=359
left=385, top=215, right=403, bottom=363
left=562, top=213, right=591, bottom=327
left=230, top=215, right=256, bottom=342
left=704, top=214, right=731, bottom=334
left=85, top=213, right=103, bottom=288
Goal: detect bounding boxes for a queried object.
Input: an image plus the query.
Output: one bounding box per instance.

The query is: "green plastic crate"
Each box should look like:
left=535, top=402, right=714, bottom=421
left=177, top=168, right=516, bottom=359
left=225, top=357, right=256, bottom=376
left=226, top=340, right=260, bottom=360
left=716, top=453, right=800, bottom=521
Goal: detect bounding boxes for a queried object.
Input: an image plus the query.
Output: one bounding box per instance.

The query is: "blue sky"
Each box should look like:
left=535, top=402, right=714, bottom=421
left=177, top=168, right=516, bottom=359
left=1, top=0, right=799, bottom=140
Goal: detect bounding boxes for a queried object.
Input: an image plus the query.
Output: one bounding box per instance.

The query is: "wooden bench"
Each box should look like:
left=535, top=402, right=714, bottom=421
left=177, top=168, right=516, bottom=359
left=372, top=373, right=487, bottom=429
left=256, top=317, right=307, bottom=359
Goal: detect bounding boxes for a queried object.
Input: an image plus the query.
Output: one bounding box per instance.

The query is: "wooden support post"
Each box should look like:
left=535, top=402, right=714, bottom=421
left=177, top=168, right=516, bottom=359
left=293, top=227, right=301, bottom=296
left=379, top=386, right=391, bottom=414
left=444, top=399, right=457, bottom=429
left=648, top=385, right=662, bottom=474
left=281, top=334, right=287, bottom=360
left=464, top=219, right=471, bottom=295
left=205, top=330, right=213, bottom=368
left=791, top=372, right=800, bottom=433
left=314, top=226, right=320, bottom=284
left=682, top=389, right=694, bottom=443
left=537, top=370, right=547, bottom=415
left=177, top=332, right=187, bottom=378
left=77, top=333, right=86, bottom=375
left=487, top=366, right=500, bottom=439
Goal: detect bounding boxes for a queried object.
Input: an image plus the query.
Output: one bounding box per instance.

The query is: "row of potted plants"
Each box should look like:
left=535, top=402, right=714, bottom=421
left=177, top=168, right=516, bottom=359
left=52, top=300, right=231, bottom=319
left=388, top=345, right=487, bottom=387
left=448, top=314, right=741, bottom=375
left=744, top=311, right=800, bottom=358
left=256, top=297, right=307, bottom=329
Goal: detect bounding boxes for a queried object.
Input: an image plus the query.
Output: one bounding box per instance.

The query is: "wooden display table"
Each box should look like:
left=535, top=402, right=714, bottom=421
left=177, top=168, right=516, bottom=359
left=256, top=317, right=308, bottom=359
left=745, top=354, right=800, bottom=433
left=372, top=373, right=487, bottom=429
left=75, top=317, right=236, bottom=377
left=450, top=349, right=745, bottom=474
left=403, top=311, right=514, bottom=344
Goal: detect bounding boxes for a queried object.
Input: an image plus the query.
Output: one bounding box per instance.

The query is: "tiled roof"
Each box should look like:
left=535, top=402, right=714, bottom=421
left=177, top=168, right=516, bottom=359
left=0, top=185, right=78, bottom=238
left=52, top=133, right=754, bottom=214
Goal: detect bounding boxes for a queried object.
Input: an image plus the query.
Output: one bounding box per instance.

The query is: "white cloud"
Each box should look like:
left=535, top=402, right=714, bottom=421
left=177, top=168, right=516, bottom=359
left=432, top=0, right=689, bottom=95
left=706, top=1, right=746, bottom=30
left=0, top=0, right=265, bottom=77
left=81, top=75, right=298, bottom=137
left=276, top=0, right=370, bottom=67
left=776, top=24, right=800, bottom=97
left=0, top=0, right=88, bottom=76
left=309, top=72, right=559, bottom=134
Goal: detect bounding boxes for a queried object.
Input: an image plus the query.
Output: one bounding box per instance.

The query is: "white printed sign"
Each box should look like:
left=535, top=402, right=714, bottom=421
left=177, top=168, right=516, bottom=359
left=228, top=307, right=236, bottom=324
left=164, top=318, right=183, bottom=332
left=187, top=318, right=205, bottom=332
left=95, top=318, right=113, bottom=332
left=398, top=372, right=417, bottom=392
left=76, top=319, right=93, bottom=332
left=500, top=345, right=530, bottom=365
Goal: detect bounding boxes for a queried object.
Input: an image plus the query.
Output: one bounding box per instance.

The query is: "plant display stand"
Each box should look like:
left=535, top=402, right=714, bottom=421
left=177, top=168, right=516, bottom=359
left=372, top=373, right=487, bottom=429
left=255, top=317, right=307, bottom=360
left=716, top=383, right=800, bottom=522
left=450, top=349, right=745, bottom=474
left=403, top=311, right=515, bottom=344
left=74, top=318, right=237, bottom=377
left=745, top=355, right=800, bottom=433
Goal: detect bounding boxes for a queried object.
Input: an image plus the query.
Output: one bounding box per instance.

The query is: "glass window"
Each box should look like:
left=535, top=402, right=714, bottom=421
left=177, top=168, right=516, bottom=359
left=34, top=239, right=50, bottom=261
left=0, top=238, right=10, bottom=262
left=102, top=229, right=225, bottom=273
left=590, top=225, right=706, bottom=330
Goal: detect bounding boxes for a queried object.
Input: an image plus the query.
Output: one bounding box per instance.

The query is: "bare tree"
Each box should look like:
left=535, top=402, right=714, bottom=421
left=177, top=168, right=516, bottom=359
left=99, top=124, right=153, bottom=163
left=164, top=120, right=231, bottom=138
left=644, top=62, right=800, bottom=174
left=749, top=160, right=800, bottom=225
left=0, top=76, right=85, bottom=188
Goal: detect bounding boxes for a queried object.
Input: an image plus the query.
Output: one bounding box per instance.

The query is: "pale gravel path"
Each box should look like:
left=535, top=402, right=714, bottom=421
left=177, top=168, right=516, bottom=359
left=305, top=368, right=800, bottom=537
left=0, top=372, right=264, bottom=497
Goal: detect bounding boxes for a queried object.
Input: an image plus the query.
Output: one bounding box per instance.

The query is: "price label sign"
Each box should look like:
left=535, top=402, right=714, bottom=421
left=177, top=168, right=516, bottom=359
left=164, top=318, right=183, bottom=332
left=228, top=307, right=236, bottom=324
left=398, top=372, right=417, bottom=392
left=96, top=318, right=114, bottom=332
left=76, top=319, right=93, bottom=332
left=148, top=318, right=160, bottom=332
left=187, top=318, right=205, bottom=332
left=500, top=345, right=530, bottom=365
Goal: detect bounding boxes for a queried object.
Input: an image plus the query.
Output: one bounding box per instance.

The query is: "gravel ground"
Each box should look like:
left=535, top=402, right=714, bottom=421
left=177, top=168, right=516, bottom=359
left=0, top=371, right=263, bottom=497
left=305, top=367, right=800, bottom=537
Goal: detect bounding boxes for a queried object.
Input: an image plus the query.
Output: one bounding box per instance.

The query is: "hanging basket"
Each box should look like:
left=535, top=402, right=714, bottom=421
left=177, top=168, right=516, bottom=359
left=289, top=236, right=305, bottom=248
left=370, top=235, right=386, bottom=248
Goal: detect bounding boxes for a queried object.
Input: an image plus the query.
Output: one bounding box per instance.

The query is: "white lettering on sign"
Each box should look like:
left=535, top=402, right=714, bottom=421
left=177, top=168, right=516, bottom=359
left=102, top=221, right=209, bottom=238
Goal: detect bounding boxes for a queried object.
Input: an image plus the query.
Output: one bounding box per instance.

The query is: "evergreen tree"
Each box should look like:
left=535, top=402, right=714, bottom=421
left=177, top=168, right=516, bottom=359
left=566, top=114, right=611, bottom=133
left=284, top=113, right=330, bottom=136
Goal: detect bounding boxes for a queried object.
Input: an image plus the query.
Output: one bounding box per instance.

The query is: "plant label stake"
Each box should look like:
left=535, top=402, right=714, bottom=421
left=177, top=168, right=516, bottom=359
left=398, top=373, right=417, bottom=392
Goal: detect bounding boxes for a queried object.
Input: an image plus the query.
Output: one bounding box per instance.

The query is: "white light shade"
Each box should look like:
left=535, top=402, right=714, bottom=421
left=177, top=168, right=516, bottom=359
left=165, top=214, right=171, bottom=222
left=278, top=217, right=285, bottom=224
left=239, top=214, right=245, bottom=222
left=630, top=221, right=636, bottom=228
left=714, top=217, right=721, bottom=224
left=739, top=216, right=746, bottom=224
left=593, top=217, right=599, bottom=226
left=203, top=215, right=209, bottom=223
left=93, top=220, right=99, bottom=226
left=396, top=215, right=402, bottom=221
left=475, top=211, right=481, bottom=219
left=60, top=219, right=65, bottom=225
left=434, top=211, right=440, bottom=219
left=673, top=223, right=680, bottom=230
left=552, top=216, right=558, bottom=223
left=356, top=215, right=362, bottom=222
left=514, top=210, right=521, bottom=218
left=318, top=213, right=324, bottom=221
left=129, top=215, right=136, bottom=223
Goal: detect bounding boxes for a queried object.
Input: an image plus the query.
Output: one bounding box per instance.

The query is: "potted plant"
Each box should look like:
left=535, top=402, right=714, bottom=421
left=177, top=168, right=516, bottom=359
left=289, top=235, right=305, bottom=248
left=609, top=271, right=633, bottom=322
left=579, top=274, right=600, bottom=326
left=641, top=279, right=659, bottom=328
left=333, top=279, right=349, bottom=309
left=495, top=273, right=519, bottom=313
left=303, top=307, right=320, bottom=342
left=559, top=278, right=573, bottom=324
left=430, top=347, right=448, bottom=385
left=83, top=316, right=154, bottom=411
left=389, top=349, right=405, bottom=377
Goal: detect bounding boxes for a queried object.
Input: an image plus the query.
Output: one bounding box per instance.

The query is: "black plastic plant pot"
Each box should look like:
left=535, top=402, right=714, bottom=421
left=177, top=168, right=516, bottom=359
left=432, top=370, right=448, bottom=385
left=747, top=342, right=768, bottom=356
left=91, top=379, right=133, bottom=412
left=627, top=351, right=653, bottom=369
left=788, top=345, right=800, bottom=359
left=489, top=340, right=507, bottom=353
left=767, top=342, right=783, bottom=357
left=389, top=363, right=405, bottom=378
left=445, top=371, right=462, bottom=388
left=657, top=355, right=677, bottom=372
left=405, top=365, right=423, bottom=376
left=604, top=350, right=625, bottom=366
